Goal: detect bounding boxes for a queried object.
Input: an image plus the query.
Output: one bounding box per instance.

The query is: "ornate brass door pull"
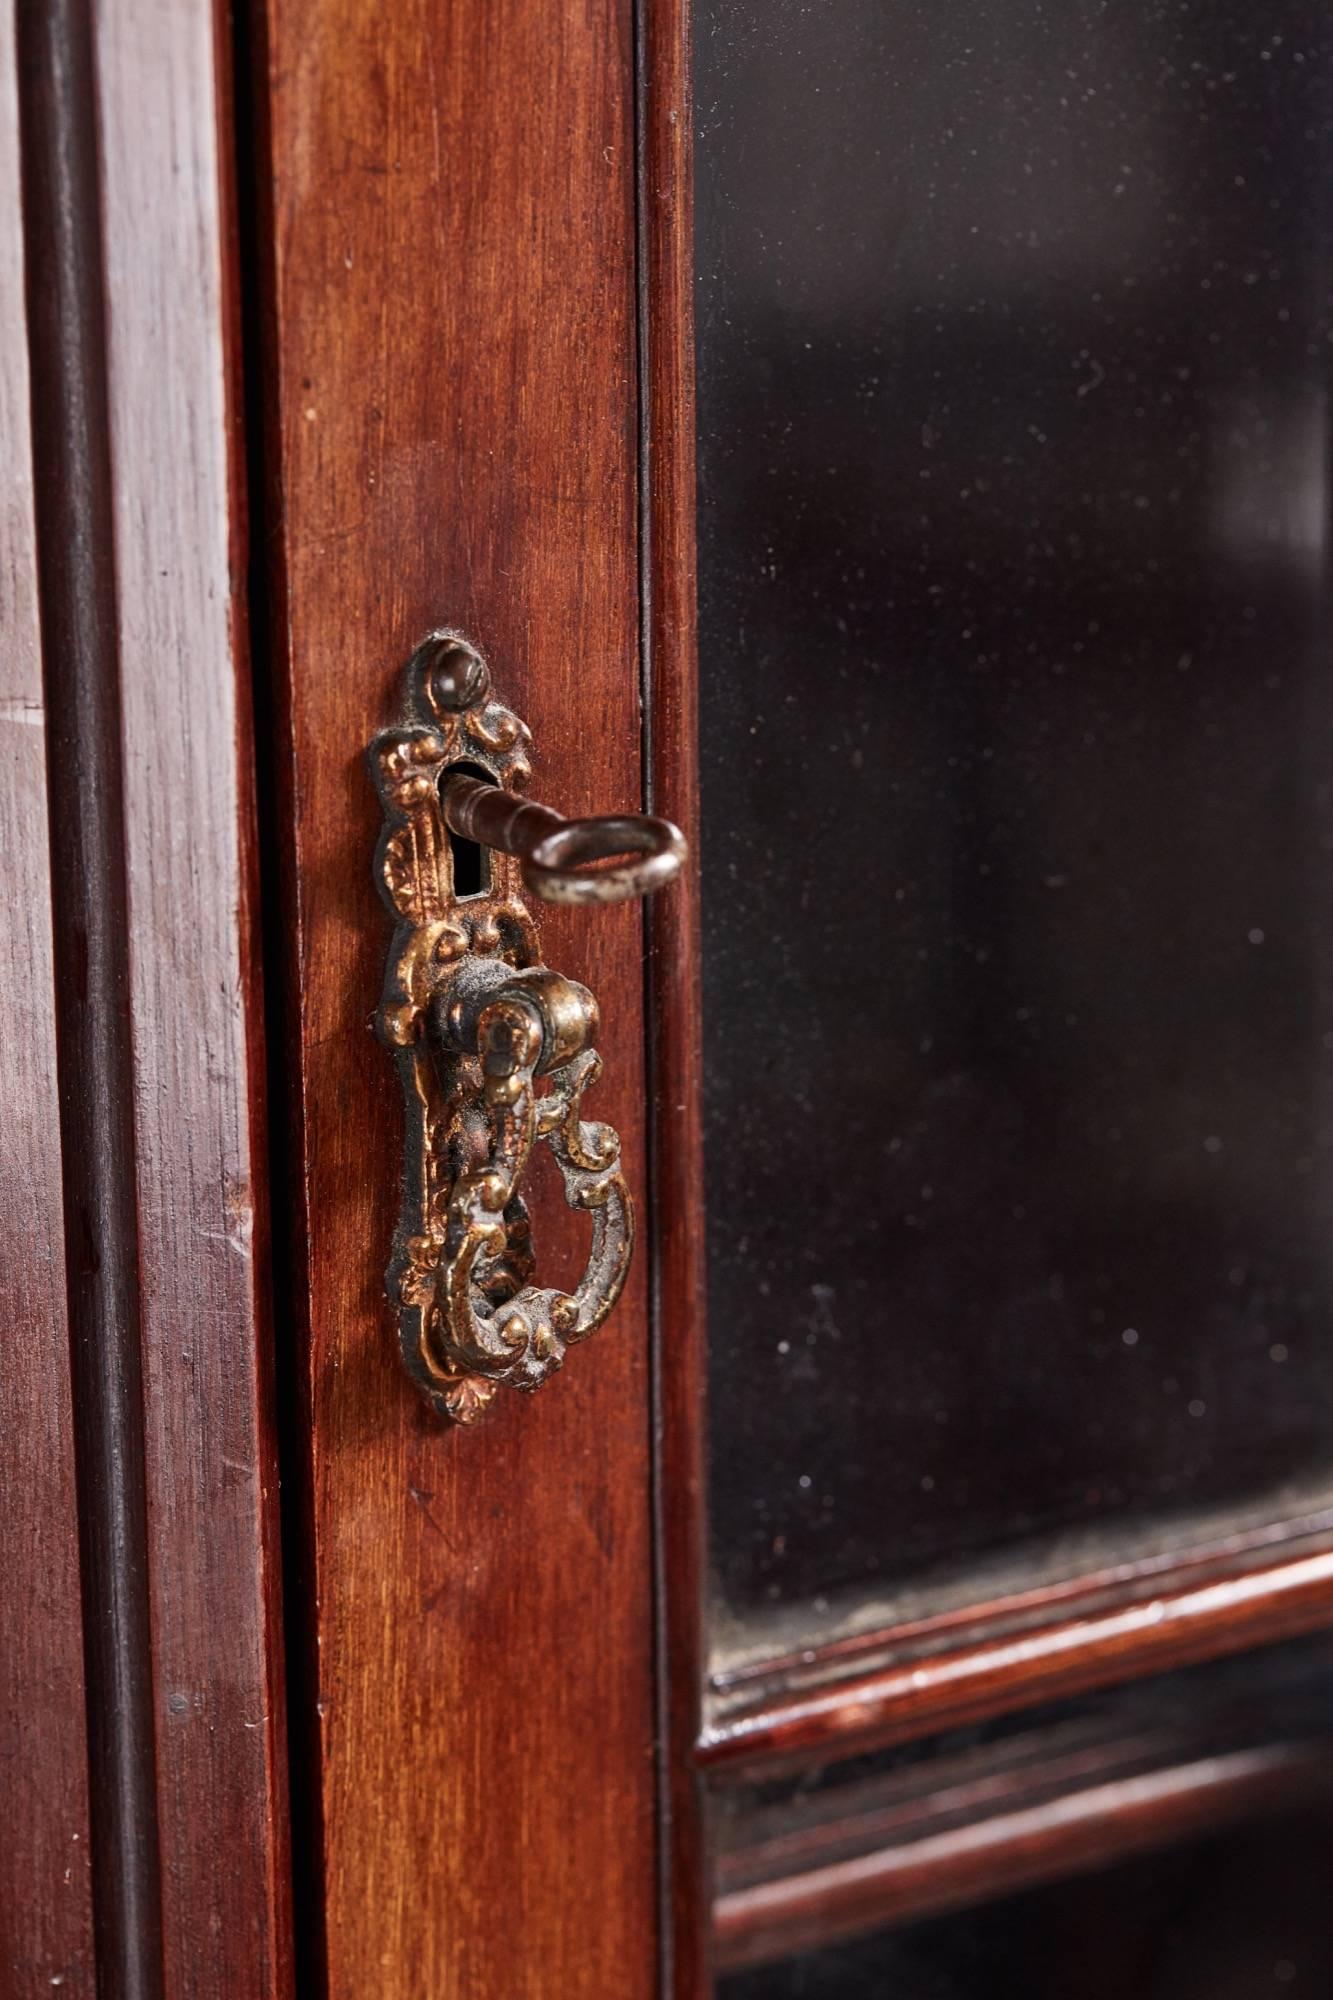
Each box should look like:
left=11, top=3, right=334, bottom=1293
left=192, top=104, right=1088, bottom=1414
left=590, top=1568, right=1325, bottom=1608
left=369, top=632, right=685, bottom=1423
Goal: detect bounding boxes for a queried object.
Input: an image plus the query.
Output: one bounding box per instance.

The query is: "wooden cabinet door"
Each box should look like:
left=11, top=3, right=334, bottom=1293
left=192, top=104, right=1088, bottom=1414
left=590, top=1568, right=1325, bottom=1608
left=10, top=0, right=1333, bottom=1995
left=249, top=0, right=1333, bottom=1986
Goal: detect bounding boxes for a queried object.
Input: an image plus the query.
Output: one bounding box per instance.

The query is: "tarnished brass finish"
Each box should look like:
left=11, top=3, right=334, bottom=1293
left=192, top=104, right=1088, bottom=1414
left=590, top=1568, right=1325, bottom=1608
left=368, top=631, right=675, bottom=1423
left=442, top=770, right=686, bottom=904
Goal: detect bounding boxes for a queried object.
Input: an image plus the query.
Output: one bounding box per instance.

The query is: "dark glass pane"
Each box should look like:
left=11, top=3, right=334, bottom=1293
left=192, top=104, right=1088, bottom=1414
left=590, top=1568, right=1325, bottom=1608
left=719, top=1805, right=1333, bottom=1999
left=698, top=1, right=1333, bottom=1642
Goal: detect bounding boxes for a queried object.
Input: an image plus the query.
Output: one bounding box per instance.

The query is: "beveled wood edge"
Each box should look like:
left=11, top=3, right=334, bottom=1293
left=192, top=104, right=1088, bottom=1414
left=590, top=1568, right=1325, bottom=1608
left=712, top=1501, right=1333, bottom=1696
left=701, top=1525, right=1333, bottom=1776
left=713, top=1734, right=1333, bottom=1971
left=79, top=0, right=294, bottom=1989
left=230, top=0, right=329, bottom=1991
left=637, top=0, right=708, bottom=1993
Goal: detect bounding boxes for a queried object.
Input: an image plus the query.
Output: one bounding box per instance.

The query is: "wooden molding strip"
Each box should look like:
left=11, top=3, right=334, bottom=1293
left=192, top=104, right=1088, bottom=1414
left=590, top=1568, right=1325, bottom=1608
left=17, top=2, right=294, bottom=1993
left=702, top=1535, right=1333, bottom=1775
left=92, top=0, right=296, bottom=1990
left=711, top=1505, right=1333, bottom=1697
left=637, top=0, right=707, bottom=1992
left=16, top=4, right=165, bottom=1986
left=714, top=1737, right=1333, bottom=1971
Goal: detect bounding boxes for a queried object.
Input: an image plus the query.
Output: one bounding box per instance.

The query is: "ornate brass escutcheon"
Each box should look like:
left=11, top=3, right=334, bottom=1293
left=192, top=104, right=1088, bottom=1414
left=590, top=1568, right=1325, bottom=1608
left=368, top=631, right=685, bottom=1423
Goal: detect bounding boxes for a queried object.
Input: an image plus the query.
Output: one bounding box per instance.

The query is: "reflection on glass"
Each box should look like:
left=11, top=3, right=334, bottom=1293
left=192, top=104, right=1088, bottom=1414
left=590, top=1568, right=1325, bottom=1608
left=719, top=1804, right=1333, bottom=2000
left=697, top=1, right=1333, bottom=1650
left=713, top=1630, right=1333, bottom=1902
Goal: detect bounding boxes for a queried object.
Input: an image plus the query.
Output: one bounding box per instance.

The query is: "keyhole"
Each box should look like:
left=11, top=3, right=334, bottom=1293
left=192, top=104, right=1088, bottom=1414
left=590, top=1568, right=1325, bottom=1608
left=444, top=762, right=492, bottom=899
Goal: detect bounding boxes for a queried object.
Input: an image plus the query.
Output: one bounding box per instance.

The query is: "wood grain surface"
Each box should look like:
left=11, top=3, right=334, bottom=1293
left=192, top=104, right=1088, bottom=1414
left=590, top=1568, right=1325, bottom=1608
left=713, top=1739, right=1333, bottom=1971
left=0, top=7, right=95, bottom=1989
left=93, top=2, right=294, bottom=1992
left=249, top=0, right=658, bottom=1991
left=713, top=1632, right=1333, bottom=1967
left=17, top=1, right=293, bottom=1992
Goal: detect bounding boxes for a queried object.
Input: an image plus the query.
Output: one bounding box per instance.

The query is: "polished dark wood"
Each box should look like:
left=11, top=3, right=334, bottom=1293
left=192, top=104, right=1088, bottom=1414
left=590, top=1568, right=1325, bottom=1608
left=0, top=9, right=95, bottom=1990
left=719, top=1800, right=1333, bottom=1996
left=16, top=3, right=293, bottom=1994
left=638, top=0, right=708, bottom=1992
left=717, top=1745, right=1329, bottom=1973
left=93, top=3, right=293, bottom=1993
left=713, top=1639, right=1333, bottom=1970
left=703, top=1517, right=1333, bottom=1776
left=248, top=0, right=658, bottom=1989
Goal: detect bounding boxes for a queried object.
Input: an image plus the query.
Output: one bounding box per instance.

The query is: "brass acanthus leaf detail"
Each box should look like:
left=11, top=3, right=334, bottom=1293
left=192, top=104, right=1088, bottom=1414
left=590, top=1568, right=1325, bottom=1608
left=369, top=632, right=633, bottom=1424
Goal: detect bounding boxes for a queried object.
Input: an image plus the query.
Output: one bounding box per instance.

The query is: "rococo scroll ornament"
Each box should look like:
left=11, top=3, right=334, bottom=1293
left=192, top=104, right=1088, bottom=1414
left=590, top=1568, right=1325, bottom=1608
left=368, top=631, right=685, bottom=1423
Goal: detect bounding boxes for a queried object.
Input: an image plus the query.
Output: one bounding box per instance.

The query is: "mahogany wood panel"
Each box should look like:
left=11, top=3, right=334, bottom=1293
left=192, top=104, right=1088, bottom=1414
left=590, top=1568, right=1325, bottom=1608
left=702, top=1519, right=1333, bottom=1777
left=18, top=0, right=292, bottom=1991
left=713, top=1739, right=1333, bottom=1972
left=249, top=0, right=657, bottom=1992
left=91, top=3, right=294, bottom=1994
left=638, top=0, right=708, bottom=1992
left=0, top=8, right=95, bottom=1989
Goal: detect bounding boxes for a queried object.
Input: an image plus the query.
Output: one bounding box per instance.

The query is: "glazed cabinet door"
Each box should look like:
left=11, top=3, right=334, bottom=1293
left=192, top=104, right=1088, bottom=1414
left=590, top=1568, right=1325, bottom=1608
left=684, top=1, right=1333, bottom=1991
left=11, top=0, right=1333, bottom=1995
